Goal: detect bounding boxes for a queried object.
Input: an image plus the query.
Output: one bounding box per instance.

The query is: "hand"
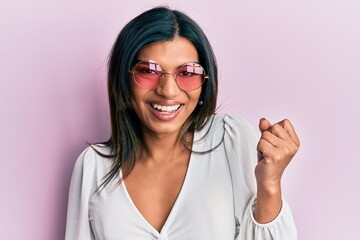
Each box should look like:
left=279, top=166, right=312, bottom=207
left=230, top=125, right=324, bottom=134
left=255, top=118, right=300, bottom=191
left=253, top=118, right=300, bottom=223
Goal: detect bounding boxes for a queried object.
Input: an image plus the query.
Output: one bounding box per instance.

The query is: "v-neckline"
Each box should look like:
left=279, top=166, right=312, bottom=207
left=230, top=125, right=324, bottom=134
left=119, top=136, right=197, bottom=235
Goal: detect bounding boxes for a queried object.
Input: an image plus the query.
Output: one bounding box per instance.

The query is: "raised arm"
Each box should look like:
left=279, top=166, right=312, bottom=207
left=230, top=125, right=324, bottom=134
left=254, top=118, right=300, bottom=223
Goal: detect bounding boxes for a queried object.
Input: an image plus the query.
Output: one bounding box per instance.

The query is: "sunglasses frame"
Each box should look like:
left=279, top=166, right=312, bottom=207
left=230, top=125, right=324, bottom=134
left=129, top=60, right=208, bottom=91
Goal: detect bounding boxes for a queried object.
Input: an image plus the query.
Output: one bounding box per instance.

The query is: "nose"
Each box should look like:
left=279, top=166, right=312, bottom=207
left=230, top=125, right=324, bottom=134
left=155, top=72, right=181, bottom=98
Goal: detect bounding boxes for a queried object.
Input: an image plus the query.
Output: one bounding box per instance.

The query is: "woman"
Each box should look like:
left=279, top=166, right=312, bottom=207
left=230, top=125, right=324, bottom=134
left=66, top=6, right=300, bottom=240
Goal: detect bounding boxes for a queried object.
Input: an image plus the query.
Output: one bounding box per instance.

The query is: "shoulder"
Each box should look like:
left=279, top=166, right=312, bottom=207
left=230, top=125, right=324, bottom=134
left=67, top=145, right=113, bottom=218
left=74, top=144, right=111, bottom=167
left=71, top=145, right=112, bottom=185
left=194, top=114, right=258, bottom=150
left=216, top=114, right=254, bottom=129
left=222, top=114, right=257, bottom=140
left=198, top=114, right=257, bottom=139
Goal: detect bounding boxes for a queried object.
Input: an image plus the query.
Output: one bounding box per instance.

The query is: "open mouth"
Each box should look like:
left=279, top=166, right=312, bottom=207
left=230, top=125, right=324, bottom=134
left=150, top=103, right=182, bottom=113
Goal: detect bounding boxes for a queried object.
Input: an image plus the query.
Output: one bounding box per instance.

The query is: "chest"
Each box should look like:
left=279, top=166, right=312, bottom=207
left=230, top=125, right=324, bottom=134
left=88, top=147, right=237, bottom=239
left=123, top=159, right=189, bottom=232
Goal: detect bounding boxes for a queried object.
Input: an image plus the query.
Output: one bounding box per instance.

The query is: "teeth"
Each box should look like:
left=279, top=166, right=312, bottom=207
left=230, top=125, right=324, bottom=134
left=152, top=104, right=181, bottom=112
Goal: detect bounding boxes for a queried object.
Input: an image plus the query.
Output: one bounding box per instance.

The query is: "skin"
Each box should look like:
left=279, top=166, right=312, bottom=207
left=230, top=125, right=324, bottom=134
left=130, top=38, right=201, bottom=138
left=126, top=37, right=201, bottom=232
left=125, top=37, right=300, bottom=231
left=255, top=118, right=300, bottom=223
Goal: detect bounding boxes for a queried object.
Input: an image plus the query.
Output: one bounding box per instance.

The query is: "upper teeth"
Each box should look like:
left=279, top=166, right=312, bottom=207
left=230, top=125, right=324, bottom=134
left=152, top=104, right=180, bottom=112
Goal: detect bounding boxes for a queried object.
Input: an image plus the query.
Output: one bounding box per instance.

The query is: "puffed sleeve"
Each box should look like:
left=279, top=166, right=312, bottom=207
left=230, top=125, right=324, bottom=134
left=65, top=147, right=97, bottom=240
left=223, top=114, right=297, bottom=239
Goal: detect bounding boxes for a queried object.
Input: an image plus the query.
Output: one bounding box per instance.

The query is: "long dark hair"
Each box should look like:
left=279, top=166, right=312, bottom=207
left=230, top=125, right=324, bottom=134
left=95, top=6, right=218, bottom=189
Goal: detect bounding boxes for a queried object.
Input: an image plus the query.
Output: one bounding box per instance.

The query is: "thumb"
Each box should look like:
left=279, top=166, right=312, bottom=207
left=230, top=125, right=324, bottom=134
left=259, top=118, right=272, bottom=133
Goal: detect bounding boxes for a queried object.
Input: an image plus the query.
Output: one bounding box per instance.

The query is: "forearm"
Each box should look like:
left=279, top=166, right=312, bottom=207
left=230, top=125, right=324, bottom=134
left=254, top=182, right=282, bottom=223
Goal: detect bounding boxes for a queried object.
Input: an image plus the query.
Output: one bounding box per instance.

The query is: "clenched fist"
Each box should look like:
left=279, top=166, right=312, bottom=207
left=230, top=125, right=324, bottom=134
left=256, top=118, right=300, bottom=188
left=253, top=118, right=300, bottom=223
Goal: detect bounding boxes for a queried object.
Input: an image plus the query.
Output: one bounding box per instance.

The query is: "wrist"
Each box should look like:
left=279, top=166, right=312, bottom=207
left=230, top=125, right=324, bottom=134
left=257, top=181, right=282, bottom=197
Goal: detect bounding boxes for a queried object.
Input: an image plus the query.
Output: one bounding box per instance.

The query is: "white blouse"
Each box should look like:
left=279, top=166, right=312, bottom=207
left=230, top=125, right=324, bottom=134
left=65, top=114, right=297, bottom=240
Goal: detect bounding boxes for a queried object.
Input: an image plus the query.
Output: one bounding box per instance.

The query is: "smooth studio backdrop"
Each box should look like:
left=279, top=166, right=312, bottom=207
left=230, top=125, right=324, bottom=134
left=1, top=0, right=359, bottom=239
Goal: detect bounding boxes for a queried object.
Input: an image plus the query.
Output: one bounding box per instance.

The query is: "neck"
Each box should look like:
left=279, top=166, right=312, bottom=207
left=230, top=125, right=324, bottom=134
left=138, top=129, right=192, bottom=164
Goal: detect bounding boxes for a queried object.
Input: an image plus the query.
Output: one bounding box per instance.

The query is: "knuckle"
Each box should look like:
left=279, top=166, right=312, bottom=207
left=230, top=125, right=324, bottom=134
left=282, top=119, right=292, bottom=129
left=289, top=142, right=299, bottom=154
left=283, top=118, right=290, bottom=124
left=259, top=138, right=267, bottom=145
left=271, top=124, right=283, bottom=134
left=272, top=124, right=281, bottom=130
left=282, top=119, right=291, bottom=127
left=283, top=147, right=291, bottom=156
left=274, top=153, right=282, bottom=161
left=257, top=139, right=265, bottom=149
left=262, top=131, right=271, bottom=138
left=293, top=145, right=299, bottom=153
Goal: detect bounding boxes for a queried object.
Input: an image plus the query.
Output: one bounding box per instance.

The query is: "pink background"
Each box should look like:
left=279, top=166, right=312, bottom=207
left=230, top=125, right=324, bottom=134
left=1, top=0, right=359, bottom=239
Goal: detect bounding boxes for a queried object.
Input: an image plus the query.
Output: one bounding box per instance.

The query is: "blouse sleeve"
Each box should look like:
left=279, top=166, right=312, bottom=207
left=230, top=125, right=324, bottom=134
left=65, top=147, right=97, bottom=240
left=223, top=114, right=297, bottom=239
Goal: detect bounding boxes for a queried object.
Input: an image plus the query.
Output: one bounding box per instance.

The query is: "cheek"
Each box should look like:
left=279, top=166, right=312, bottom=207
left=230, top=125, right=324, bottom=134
left=129, top=89, right=140, bottom=112
left=190, top=89, right=202, bottom=103
left=130, top=86, right=149, bottom=110
left=130, top=83, right=141, bottom=102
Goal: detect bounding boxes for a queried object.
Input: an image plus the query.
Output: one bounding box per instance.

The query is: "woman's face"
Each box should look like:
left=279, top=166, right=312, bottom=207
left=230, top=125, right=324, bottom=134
left=130, top=37, right=202, bottom=137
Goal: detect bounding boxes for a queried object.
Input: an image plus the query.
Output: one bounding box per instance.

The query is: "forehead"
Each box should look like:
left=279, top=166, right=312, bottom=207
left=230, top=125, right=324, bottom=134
left=137, top=37, right=199, bottom=69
